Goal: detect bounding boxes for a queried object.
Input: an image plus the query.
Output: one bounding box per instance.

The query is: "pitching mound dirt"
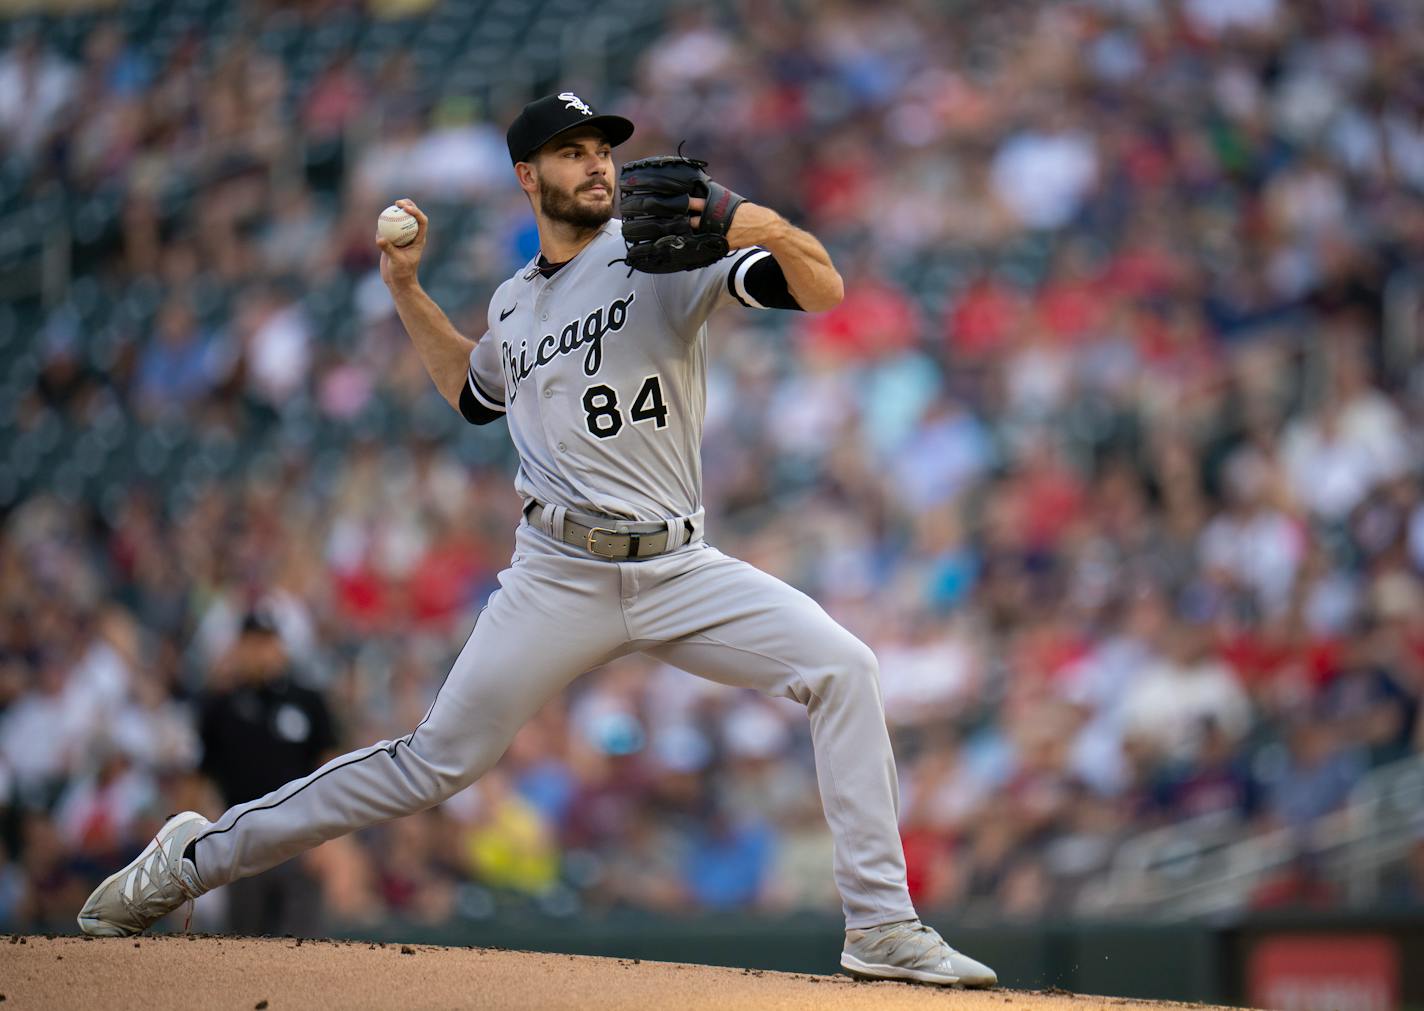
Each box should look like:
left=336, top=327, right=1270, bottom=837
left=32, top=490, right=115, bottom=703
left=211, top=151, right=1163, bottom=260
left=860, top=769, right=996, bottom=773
left=2, top=935, right=1232, bottom=1010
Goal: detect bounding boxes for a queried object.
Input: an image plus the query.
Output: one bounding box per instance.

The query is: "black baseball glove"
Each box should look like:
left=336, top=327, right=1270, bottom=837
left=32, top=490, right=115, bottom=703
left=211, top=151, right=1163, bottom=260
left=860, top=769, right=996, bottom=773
left=617, top=155, right=745, bottom=273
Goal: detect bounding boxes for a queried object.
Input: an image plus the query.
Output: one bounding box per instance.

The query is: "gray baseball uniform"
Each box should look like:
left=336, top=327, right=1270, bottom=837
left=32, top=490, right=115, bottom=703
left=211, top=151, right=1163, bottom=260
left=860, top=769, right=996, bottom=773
left=190, top=221, right=917, bottom=930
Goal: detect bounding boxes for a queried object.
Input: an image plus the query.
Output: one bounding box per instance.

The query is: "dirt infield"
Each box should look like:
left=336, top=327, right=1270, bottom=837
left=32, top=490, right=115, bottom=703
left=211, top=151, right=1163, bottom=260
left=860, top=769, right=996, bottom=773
left=1, top=935, right=1232, bottom=1010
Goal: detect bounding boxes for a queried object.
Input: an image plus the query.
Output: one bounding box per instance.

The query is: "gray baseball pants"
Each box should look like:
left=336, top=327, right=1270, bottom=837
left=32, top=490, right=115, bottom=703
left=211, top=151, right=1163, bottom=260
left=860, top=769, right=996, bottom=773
left=192, top=519, right=916, bottom=929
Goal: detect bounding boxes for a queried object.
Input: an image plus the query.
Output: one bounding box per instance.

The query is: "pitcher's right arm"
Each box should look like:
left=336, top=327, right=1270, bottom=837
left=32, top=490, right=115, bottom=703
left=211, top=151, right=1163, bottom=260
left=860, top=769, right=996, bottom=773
left=378, top=198, right=496, bottom=421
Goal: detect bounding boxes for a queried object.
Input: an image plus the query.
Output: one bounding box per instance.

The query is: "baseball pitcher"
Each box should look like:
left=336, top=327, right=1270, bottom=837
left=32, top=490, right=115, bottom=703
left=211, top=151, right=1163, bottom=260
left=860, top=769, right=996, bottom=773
left=79, top=93, right=997, bottom=989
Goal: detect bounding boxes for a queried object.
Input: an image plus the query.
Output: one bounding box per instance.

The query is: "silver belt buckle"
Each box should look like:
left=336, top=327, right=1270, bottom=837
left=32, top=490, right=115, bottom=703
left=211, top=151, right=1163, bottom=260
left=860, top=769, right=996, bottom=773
left=585, top=526, right=623, bottom=559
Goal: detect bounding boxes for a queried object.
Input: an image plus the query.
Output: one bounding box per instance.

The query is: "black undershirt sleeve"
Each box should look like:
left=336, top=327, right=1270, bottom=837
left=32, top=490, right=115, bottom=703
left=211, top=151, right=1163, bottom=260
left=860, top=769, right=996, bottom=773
left=459, top=382, right=505, bottom=425
left=735, top=253, right=803, bottom=311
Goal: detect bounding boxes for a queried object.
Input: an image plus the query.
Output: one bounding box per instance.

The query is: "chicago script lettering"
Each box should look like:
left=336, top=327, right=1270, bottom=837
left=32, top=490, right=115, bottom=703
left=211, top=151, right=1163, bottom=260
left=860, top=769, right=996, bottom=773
left=502, top=291, right=636, bottom=402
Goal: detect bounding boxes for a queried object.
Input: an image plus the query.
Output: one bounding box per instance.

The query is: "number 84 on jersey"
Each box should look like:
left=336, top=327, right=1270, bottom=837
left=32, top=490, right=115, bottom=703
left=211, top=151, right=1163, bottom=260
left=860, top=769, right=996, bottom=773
left=582, top=375, right=668, bottom=439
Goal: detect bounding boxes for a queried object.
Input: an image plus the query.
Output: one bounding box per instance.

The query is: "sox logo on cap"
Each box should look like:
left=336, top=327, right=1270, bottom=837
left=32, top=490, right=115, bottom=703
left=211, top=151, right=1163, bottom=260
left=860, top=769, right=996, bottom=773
left=559, top=92, right=593, bottom=116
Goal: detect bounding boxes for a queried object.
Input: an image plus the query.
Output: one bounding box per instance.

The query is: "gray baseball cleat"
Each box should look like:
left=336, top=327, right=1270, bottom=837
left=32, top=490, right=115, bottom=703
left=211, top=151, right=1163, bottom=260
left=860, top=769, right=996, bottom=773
left=841, top=919, right=998, bottom=988
left=77, top=811, right=210, bottom=937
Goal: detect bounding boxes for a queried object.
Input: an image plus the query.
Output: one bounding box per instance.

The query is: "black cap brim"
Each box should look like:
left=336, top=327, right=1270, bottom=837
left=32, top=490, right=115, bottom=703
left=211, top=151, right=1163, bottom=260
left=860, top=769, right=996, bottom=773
left=515, top=114, right=634, bottom=164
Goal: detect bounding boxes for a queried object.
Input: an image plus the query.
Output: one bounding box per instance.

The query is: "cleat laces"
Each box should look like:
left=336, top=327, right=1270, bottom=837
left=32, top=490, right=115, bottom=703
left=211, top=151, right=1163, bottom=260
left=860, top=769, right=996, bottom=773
left=117, top=835, right=201, bottom=932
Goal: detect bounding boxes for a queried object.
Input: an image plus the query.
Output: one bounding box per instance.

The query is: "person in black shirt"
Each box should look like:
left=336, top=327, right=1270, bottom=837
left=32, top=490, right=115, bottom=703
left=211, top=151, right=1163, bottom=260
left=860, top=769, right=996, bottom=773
left=197, top=609, right=338, bottom=935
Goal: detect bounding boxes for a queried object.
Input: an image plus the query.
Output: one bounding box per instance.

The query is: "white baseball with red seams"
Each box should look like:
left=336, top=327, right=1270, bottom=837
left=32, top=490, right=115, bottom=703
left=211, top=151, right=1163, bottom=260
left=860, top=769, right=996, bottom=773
left=377, top=204, right=419, bottom=246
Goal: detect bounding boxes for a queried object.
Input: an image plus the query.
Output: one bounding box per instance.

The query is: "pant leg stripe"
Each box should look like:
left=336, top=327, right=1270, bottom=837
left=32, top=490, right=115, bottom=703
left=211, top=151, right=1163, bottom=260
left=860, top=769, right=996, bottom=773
left=195, top=740, right=401, bottom=843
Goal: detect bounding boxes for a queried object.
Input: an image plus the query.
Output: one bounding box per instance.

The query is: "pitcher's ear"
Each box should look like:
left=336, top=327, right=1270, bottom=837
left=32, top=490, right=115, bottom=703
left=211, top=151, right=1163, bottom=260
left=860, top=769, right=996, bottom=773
left=515, top=160, right=538, bottom=193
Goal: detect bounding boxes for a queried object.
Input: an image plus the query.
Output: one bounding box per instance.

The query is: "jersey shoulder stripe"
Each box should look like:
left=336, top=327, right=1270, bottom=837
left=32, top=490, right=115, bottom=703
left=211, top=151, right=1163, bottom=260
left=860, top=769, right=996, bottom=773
left=728, top=248, right=772, bottom=309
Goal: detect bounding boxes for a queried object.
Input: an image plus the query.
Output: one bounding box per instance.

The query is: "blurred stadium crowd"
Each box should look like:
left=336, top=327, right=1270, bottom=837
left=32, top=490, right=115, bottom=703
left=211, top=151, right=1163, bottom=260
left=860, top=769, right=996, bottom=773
left=6, top=0, right=1424, bottom=933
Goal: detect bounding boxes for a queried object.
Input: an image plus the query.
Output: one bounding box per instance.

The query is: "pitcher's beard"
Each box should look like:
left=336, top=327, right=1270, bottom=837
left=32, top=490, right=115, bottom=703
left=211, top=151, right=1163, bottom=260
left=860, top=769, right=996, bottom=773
left=539, top=176, right=613, bottom=230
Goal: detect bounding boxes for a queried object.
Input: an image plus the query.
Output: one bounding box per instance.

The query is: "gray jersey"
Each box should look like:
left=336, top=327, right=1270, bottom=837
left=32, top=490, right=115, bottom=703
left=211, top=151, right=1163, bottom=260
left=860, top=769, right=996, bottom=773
left=465, top=220, right=772, bottom=520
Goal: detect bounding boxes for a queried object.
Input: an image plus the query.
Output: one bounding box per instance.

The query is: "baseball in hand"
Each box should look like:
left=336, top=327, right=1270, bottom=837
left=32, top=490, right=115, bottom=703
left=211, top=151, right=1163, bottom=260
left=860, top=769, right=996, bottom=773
left=378, top=204, right=419, bottom=247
